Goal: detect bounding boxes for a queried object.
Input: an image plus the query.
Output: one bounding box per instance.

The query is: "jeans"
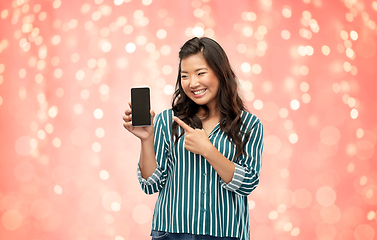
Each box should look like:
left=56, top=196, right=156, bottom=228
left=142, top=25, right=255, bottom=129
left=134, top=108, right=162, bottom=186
left=151, top=230, right=238, bottom=240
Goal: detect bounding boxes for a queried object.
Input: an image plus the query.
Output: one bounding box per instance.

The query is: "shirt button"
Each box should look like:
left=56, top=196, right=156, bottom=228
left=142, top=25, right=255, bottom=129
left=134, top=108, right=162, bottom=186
left=202, top=209, right=206, bottom=212
left=202, top=191, right=206, bottom=194
left=203, top=173, right=206, bottom=176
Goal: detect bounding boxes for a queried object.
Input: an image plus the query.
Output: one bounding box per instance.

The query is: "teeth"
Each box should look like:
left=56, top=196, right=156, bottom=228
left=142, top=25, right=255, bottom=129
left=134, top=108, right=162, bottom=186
left=194, top=89, right=206, bottom=95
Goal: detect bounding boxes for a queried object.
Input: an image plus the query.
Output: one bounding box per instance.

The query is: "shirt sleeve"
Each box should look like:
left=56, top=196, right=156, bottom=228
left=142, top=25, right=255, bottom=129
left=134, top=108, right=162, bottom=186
left=137, top=111, right=171, bottom=195
left=220, top=120, right=264, bottom=196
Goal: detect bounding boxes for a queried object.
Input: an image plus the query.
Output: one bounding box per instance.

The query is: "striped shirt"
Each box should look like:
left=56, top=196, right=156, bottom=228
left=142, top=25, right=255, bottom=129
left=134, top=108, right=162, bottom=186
left=137, top=109, right=263, bottom=240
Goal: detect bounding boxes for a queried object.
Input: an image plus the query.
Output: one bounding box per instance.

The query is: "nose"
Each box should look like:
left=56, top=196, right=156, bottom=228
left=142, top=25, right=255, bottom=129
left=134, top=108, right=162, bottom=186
left=189, top=75, right=200, bottom=88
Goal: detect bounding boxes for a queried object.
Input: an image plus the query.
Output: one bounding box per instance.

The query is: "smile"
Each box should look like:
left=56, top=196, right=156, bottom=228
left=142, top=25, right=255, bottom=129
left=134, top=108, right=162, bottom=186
left=192, top=89, right=206, bottom=96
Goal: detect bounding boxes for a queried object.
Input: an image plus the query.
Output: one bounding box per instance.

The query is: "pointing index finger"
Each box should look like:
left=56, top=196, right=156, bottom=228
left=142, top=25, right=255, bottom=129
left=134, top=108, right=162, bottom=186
left=173, top=116, right=193, bottom=132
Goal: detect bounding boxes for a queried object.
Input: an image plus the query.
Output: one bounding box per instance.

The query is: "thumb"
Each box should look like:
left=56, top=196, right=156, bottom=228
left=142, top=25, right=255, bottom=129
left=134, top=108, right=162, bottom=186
left=150, top=110, right=155, bottom=122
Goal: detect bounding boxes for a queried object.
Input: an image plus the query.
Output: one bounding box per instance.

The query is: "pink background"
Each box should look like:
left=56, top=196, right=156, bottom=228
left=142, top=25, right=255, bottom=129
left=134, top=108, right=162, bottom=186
left=0, top=0, right=376, bottom=239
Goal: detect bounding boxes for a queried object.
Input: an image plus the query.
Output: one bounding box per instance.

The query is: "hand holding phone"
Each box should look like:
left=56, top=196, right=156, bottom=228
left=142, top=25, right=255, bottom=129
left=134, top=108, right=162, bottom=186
left=131, top=87, right=151, bottom=127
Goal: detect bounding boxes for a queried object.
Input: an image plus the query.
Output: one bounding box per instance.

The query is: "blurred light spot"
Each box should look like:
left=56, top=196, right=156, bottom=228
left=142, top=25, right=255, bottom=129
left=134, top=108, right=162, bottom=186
left=102, top=191, right=122, bottom=211
left=347, top=97, right=356, bottom=108
left=253, top=99, right=263, bottom=110
left=114, top=0, right=123, bottom=5
left=142, top=0, right=153, bottom=5
left=284, top=120, right=293, bottom=130
left=241, top=62, right=251, bottom=73
left=302, top=93, right=311, bottom=103
left=48, top=106, right=58, bottom=118
left=242, top=12, right=257, bottom=21
left=356, top=139, right=374, bottom=160
left=320, top=205, right=341, bottom=224
left=56, top=88, right=64, bottom=97
left=163, top=84, right=174, bottom=95
left=279, top=108, right=289, bottom=118
left=316, top=186, right=336, bottom=206
left=123, top=25, right=133, bottom=34
left=356, top=128, right=364, bottom=138
left=1, top=9, right=9, bottom=19
left=280, top=169, right=289, bottom=178
left=156, top=29, right=167, bottom=40
left=54, top=185, right=63, bottom=195
left=350, top=108, right=358, bottom=119
left=68, top=19, right=78, bottom=29
left=162, top=65, right=172, bottom=75
left=81, top=3, right=91, bottom=13
left=71, top=53, right=80, bottom=63
left=15, top=136, right=33, bottom=156
left=244, top=91, right=254, bottom=102
left=299, top=65, right=309, bottom=75
left=37, top=129, right=46, bottom=140
left=248, top=200, right=256, bottom=210
left=111, top=202, right=121, bottom=211
left=367, top=211, right=376, bottom=221
left=92, top=142, right=102, bottom=152
left=100, top=170, right=109, bottom=180
left=282, top=6, right=292, bottom=18
left=146, top=43, right=156, bottom=53
left=242, top=26, right=253, bottom=37
left=354, top=224, right=375, bottom=240
left=134, top=10, right=144, bottom=19
left=264, top=135, right=281, bottom=155
left=237, top=44, right=247, bottom=53
left=94, top=108, right=104, bottom=119
left=289, top=133, right=298, bottom=144
left=193, top=8, right=204, bottom=18
left=281, top=30, right=290, bottom=40
left=52, top=137, right=61, bottom=148
left=320, top=126, right=340, bottom=146
left=300, top=82, right=309, bottom=92
left=54, top=68, right=63, bottom=78
left=95, top=128, right=105, bottom=138
left=251, top=64, right=262, bottom=74
left=101, top=41, right=112, bottom=52
left=126, top=43, right=136, bottom=53
left=45, top=123, right=54, bottom=134
left=294, top=188, right=312, bottom=208
left=268, top=211, right=278, bottom=220
left=1, top=210, right=23, bottom=230
left=81, top=89, right=90, bottom=100
left=291, top=228, right=300, bottom=237
left=132, top=204, right=151, bottom=224
left=160, top=45, right=171, bottom=55
left=290, top=99, right=300, bottom=110
left=192, top=26, right=204, bottom=37
left=283, top=222, right=293, bottom=232
left=53, top=0, right=61, bottom=9
left=115, top=236, right=125, bottom=240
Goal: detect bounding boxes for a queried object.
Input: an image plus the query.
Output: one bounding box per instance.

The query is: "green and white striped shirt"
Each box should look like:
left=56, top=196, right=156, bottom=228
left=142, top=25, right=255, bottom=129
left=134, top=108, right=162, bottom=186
left=137, top=109, right=263, bottom=240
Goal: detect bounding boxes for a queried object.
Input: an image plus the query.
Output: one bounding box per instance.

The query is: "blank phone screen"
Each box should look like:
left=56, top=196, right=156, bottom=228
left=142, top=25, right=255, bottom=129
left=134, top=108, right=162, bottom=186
left=131, top=87, right=151, bottom=126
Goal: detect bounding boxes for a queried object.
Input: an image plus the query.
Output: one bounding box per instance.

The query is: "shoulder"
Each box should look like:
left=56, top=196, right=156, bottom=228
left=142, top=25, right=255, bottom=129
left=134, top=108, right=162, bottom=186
left=155, top=109, right=173, bottom=127
left=240, top=110, right=263, bottom=130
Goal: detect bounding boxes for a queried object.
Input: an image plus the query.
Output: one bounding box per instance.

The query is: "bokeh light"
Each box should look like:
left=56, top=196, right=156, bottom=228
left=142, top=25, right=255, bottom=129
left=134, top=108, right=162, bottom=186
left=0, top=0, right=376, bottom=239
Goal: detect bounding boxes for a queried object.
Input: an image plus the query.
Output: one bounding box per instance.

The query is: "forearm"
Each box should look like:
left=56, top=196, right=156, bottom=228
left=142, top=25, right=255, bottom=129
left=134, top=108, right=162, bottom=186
left=203, top=145, right=235, bottom=184
left=139, top=135, right=157, bottom=179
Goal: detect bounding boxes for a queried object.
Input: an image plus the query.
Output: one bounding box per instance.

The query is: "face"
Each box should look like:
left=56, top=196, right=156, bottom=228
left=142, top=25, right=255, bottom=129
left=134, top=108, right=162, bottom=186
left=180, top=53, right=219, bottom=111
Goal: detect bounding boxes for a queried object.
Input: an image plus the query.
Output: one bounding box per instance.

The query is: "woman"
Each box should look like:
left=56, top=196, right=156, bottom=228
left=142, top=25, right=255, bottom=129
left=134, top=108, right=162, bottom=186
left=123, top=37, right=264, bottom=240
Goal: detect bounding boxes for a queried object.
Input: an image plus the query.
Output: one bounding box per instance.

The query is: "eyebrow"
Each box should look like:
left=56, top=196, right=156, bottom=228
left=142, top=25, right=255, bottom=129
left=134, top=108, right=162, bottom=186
left=181, top=67, right=208, bottom=73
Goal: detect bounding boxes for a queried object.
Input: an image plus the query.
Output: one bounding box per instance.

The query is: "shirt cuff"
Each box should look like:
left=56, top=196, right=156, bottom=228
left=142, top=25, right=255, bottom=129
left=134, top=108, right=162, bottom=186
left=221, top=163, right=246, bottom=192
left=137, top=164, right=162, bottom=186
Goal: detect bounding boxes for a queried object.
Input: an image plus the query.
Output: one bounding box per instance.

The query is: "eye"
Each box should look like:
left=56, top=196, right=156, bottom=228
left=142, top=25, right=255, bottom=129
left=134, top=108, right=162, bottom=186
left=181, top=74, right=188, bottom=79
left=198, top=72, right=206, bottom=76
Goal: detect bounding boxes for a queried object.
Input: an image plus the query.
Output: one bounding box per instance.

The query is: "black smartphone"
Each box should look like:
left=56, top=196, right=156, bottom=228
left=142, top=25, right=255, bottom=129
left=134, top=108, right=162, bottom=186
left=131, top=87, right=151, bottom=127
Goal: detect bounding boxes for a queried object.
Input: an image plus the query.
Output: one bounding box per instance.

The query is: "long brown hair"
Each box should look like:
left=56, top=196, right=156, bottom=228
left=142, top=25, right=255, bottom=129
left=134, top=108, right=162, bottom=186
left=172, top=37, right=249, bottom=158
